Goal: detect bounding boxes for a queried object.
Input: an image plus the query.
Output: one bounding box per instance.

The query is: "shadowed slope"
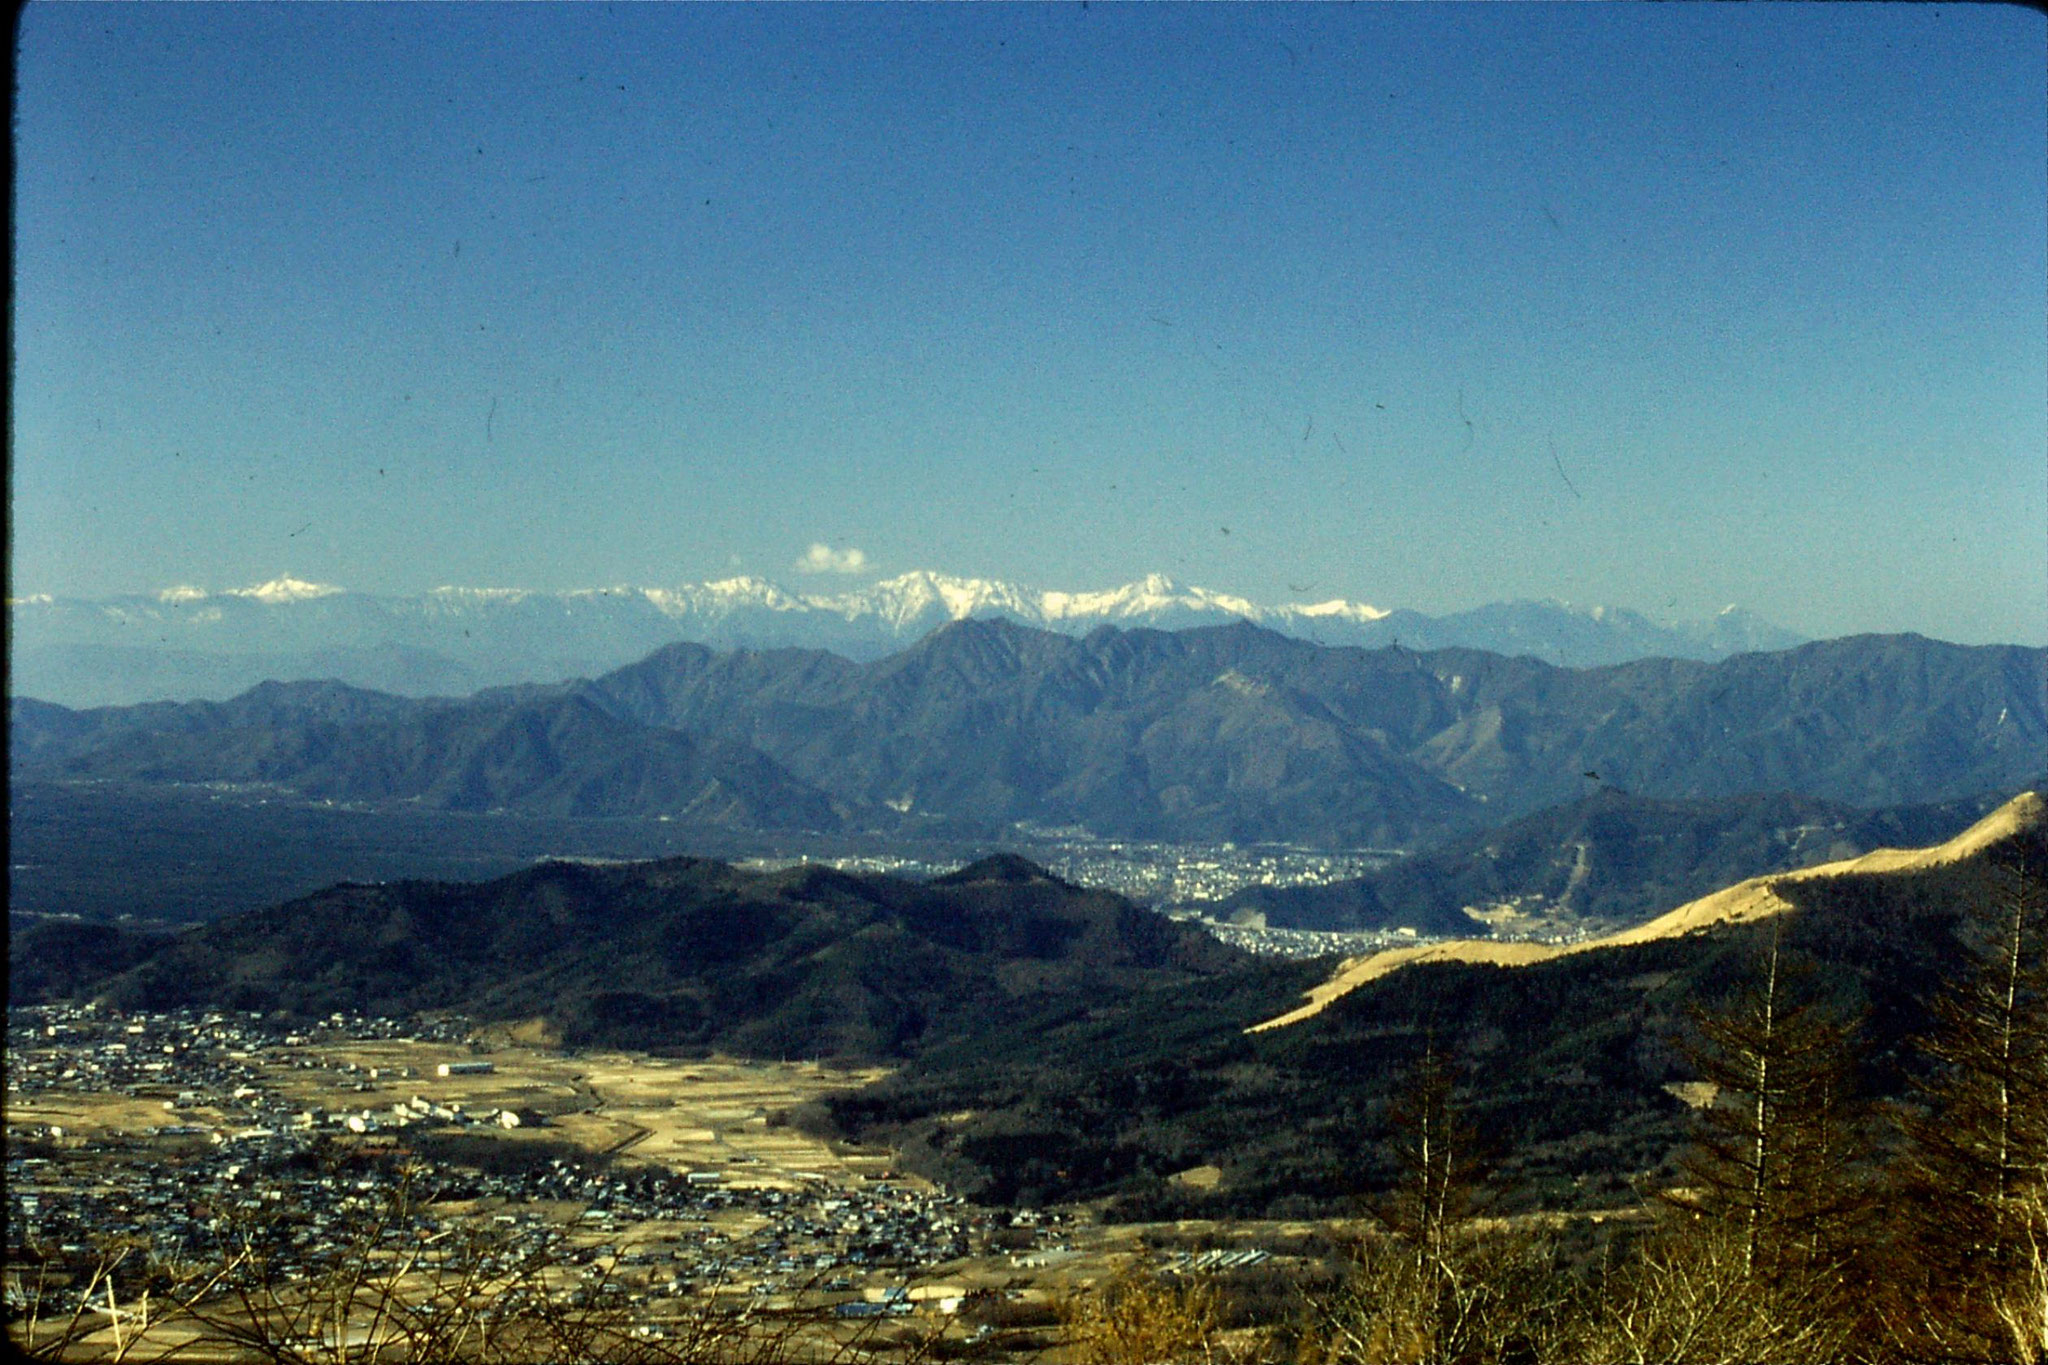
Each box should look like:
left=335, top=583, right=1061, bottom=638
left=1249, top=791, right=2047, bottom=1032
left=32, top=855, right=1246, bottom=1061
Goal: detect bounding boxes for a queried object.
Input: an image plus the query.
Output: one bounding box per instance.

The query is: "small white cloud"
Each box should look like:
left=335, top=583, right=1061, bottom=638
left=795, top=543, right=868, bottom=575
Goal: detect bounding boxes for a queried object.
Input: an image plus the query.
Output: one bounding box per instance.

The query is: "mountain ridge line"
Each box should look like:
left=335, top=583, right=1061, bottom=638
left=1246, top=789, right=2048, bottom=1032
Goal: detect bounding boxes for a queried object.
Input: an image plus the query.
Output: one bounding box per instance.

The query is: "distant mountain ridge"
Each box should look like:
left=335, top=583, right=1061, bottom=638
left=13, top=619, right=2042, bottom=849
left=1219, top=786, right=2028, bottom=935
left=8, top=571, right=1806, bottom=707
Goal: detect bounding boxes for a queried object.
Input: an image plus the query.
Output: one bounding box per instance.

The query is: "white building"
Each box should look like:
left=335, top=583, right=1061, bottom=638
left=437, top=1061, right=495, bottom=1077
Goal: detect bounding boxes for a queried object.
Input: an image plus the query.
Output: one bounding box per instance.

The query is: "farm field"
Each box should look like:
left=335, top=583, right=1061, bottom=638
left=241, top=1036, right=899, bottom=1188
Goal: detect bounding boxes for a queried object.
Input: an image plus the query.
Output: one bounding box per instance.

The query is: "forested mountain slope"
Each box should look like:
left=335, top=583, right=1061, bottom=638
left=14, top=622, right=2043, bottom=847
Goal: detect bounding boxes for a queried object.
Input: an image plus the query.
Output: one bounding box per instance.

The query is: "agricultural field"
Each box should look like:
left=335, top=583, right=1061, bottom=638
left=8, top=1008, right=1319, bottom=1362
left=243, top=1035, right=899, bottom=1188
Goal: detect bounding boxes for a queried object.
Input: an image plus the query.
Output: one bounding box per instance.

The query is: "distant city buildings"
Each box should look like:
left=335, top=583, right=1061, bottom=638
left=742, top=838, right=1402, bottom=931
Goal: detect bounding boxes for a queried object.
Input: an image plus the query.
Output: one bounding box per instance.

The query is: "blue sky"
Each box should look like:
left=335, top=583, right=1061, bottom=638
left=13, top=2, right=2045, bottom=644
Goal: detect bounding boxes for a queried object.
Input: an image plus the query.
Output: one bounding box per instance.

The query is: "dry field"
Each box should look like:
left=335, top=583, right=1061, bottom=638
left=247, top=1039, right=898, bottom=1187
left=7, top=1089, right=222, bottom=1142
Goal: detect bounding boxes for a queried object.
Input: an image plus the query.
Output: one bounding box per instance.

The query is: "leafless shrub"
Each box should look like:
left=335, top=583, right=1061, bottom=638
left=1059, top=1259, right=1242, bottom=1365
left=1299, top=1221, right=1555, bottom=1365
left=1567, top=1212, right=1853, bottom=1365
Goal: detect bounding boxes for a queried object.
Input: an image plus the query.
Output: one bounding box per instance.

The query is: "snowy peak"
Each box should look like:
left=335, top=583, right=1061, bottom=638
left=142, top=577, right=345, bottom=606
left=602, top=570, right=1361, bottom=636
left=1292, top=598, right=1393, bottom=623
left=9, top=570, right=1811, bottom=708
left=226, top=576, right=343, bottom=604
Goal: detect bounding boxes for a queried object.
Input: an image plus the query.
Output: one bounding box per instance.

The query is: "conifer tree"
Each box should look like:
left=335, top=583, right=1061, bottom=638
left=1588, top=919, right=1867, bottom=1363
left=1882, top=860, right=2048, bottom=1361
left=1668, top=918, right=1867, bottom=1284
left=1317, top=1040, right=1555, bottom=1364
left=1376, top=1040, right=1488, bottom=1266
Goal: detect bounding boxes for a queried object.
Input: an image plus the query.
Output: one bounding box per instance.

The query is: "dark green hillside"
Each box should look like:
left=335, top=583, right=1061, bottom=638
left=6, top=918, right=180, bottom=1004
left=1765, top=822, right=2048, bottom=1091
left=827, top=932, right=1725, bottom=1215
left=1220, top=786, right=2018, bottom=934
left=829, top=804, right=2048, bottom=1216
left=36, top=855, right=1248, bottom=1060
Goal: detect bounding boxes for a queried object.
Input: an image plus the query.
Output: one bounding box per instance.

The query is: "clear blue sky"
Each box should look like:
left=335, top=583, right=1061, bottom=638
left=13, top=2, right=2045, bottom=644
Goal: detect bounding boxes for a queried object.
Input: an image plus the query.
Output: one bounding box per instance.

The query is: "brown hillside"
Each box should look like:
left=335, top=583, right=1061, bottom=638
left=1249, top=790, right=2046, bottom=1033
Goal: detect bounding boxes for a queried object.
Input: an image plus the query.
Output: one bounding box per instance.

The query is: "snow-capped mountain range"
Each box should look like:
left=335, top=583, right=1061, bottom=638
left=8, top=571, right=1806, bottom=708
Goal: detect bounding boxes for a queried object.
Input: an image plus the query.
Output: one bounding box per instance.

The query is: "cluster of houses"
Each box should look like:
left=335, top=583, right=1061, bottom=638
left=1038, top=838, right=1395, bottom=909
left=474, top=1158, right=986, bottom=1294
left=9, top=1133, right=1018, bottom=1322
left=5, top=1005, right=520, bottom=1143
left=1200, top=919, right=1415, bottom=959
left=8, top=1004, right=293, bottom=1119
left=5, top=1004, right=1049, bottom=1324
